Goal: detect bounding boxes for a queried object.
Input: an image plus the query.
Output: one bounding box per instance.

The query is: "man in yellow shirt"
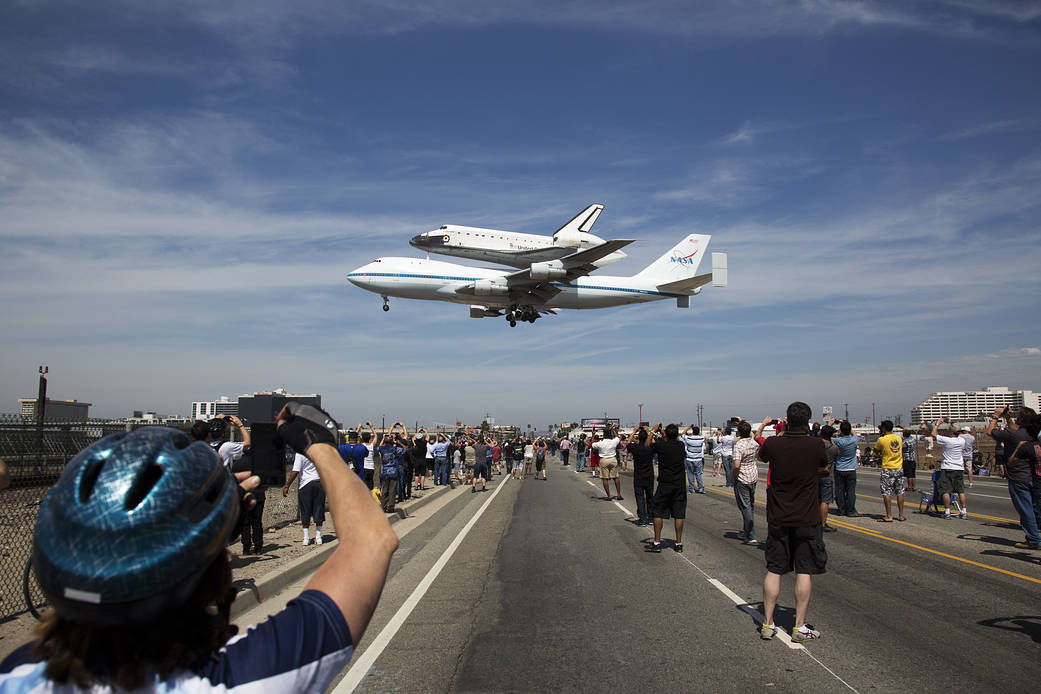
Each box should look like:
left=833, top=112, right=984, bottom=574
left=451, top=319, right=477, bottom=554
left=874, top=420, right=905, bottom=521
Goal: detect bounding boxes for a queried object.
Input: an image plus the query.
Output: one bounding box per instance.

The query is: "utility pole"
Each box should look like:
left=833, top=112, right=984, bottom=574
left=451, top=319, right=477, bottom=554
left=35, top=366, right=48, bottom=473
left=697, top=403, right=704, bottom=429
left=872, top=403, right=876, bottom=427
left=638, top=403, right=643, bottom=427
left=843, top=403, right=849, bottom=421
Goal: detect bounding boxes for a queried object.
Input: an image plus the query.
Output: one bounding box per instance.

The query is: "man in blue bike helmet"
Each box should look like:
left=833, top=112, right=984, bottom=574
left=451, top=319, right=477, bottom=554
left=1, top=402, right=398, bottom=692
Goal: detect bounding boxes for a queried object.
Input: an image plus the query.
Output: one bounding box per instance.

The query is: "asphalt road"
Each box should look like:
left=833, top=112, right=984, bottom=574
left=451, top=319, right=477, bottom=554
left=291, top=458, right=1040, bottom=693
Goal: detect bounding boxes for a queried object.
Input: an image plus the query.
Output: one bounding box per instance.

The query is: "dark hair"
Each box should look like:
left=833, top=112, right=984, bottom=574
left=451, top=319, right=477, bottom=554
left=1022, top=413, right=1041, bottom=439
left=819, top=425, right=835, bottom=440
left=839, top=420, right=852, bottom=436
left=361, top=432, right=372, bottom=443
left=190, top=420, right=209, bottom=441
left=636, top=428, right=648, bottom=444
left=691, top=426, right=700, bottom=435
left=879, top=420, right=893, bottom=433
left=785, top=402, right=811, bottom=431
left=664, top=423, right=679, bottom=440
left=737, top=421, right=752, bottom=438
left=34, top=552, right=233, bottom=690
left=724, top=427, right=732, bottom=435
left=1016, top=407, right=1037, bottom=428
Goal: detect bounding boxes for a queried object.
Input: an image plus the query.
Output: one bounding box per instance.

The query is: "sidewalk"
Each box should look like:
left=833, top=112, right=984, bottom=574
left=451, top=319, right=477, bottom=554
left=228, top=480, right=457, bottom=618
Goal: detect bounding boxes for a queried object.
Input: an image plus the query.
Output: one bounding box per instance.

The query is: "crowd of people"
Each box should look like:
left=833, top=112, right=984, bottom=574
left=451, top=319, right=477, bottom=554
left=4, top=398, right=1039, bottom=692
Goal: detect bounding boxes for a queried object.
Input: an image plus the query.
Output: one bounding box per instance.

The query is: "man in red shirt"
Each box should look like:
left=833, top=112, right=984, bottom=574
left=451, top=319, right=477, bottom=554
left=757, top=401, right=828, bottom=643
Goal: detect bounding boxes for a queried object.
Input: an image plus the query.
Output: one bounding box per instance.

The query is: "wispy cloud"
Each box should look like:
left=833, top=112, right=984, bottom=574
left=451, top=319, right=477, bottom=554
left=939, top=117, right=1039, bottom=141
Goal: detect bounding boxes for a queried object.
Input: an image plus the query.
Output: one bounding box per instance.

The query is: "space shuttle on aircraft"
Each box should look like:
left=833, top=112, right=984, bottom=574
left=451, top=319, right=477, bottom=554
left=408, top=203, right=628, bottom=269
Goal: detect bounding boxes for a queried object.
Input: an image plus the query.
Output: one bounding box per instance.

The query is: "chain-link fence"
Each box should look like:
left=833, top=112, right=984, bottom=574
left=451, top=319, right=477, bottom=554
left=0, top=416, right=298, bottom=622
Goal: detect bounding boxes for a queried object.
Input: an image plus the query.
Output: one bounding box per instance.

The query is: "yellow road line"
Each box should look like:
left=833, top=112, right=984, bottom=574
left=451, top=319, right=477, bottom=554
left=703, top=486, right=1041, bottom=586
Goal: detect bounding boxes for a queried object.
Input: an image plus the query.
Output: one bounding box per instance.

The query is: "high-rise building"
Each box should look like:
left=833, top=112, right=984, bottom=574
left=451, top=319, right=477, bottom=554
left=190, top=396, right=239, bottom=421
left=910, top=387, right=1041, bottom=425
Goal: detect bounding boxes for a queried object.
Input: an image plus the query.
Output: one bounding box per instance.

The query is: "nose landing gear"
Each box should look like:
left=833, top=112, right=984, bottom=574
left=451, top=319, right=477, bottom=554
left=381, top=296, right=390, bottom=312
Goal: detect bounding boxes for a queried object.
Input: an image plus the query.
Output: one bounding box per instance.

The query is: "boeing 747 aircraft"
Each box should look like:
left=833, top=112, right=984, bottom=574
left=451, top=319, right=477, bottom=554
left=348, top=234, right=727, bottom=326
left=408, top=203, right=628, bottom=269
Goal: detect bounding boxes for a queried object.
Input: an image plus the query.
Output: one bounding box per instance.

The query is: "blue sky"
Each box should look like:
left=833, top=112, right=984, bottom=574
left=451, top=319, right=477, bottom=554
left=2, top=1, right=1039, bottom=427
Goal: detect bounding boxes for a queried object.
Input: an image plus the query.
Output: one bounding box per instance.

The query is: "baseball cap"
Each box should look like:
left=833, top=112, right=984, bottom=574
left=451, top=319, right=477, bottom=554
left=960, top=426, right=971, bottom=432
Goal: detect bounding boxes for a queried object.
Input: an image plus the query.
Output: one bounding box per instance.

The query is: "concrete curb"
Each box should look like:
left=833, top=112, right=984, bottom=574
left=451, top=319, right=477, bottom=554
left=230, top=482, right=456, bottom=618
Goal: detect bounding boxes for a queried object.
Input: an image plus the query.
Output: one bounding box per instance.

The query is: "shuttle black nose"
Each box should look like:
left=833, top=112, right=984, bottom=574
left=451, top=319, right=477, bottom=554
left=410, top=233, right=445, bottom=249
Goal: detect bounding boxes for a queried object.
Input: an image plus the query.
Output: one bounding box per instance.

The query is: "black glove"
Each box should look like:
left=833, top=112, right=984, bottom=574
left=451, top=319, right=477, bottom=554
left=276, top=402, right=338, bottom=452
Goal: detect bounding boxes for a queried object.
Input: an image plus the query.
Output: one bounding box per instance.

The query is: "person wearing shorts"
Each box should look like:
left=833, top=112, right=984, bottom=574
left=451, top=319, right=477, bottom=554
left=932, top=419, right=968, bottom=519
left=901, top=429, right=917, bottom=492
left=873, top=421, right=905, bottom=522
left=757, top=402, right=828, bottom=643
left=594, top=428, right=622, bottom=500
left=647, top=423, right=687, bottom=553
left=534, top=438, right=548, bottom=480
left=471, top=436, right=490, bottom=493
left=511, top=437, right=525, bottom=479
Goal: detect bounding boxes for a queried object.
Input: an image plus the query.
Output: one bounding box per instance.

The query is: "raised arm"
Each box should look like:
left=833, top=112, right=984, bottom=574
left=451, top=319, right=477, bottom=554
left=277, top=403, right=398, bottom=644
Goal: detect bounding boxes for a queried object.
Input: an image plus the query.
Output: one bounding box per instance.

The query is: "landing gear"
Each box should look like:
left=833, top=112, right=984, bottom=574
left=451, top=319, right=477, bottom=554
left=505, top=304, right=538, bottom=327
left=381, top=296, right=390, bottom=312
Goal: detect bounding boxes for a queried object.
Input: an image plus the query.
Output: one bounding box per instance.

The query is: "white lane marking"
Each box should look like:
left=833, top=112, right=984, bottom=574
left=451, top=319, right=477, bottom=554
left=586, top=474, right=861, bottom=693
left=333, top=477, right=511, bottom=693
left=585, top=478, right=635, bottom=516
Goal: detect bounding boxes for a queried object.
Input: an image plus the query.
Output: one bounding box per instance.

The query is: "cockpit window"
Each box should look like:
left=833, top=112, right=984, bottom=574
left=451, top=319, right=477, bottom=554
left=440, top=225, right=447, bottom=230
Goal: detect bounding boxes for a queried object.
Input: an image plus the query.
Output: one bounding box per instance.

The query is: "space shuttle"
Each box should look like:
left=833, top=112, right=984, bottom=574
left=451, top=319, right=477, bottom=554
left=408, top=204, right=628, bottom=269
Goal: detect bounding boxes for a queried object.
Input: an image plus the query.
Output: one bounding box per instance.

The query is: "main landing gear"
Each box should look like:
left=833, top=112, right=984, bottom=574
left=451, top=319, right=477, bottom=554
left=505, top=305, right=538, bottom=327
left=381, top=295, right=390, bottom=312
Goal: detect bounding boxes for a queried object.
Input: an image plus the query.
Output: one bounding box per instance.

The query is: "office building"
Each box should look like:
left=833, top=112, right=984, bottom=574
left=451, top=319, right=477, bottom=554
left=190, top=396, right=239, bottom=421
left=237, top=388, right=322, bottom=424
left=19, top=398, right=91, bottom=422
left=910, top=387, right=1041, bottom=426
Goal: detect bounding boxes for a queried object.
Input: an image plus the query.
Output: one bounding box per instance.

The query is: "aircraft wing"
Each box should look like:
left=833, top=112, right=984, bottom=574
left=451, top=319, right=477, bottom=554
left=505, top=239, right=634, bottom=286
left=455, top=239, right=633, bottom=307
left=497, top=239, right=634, bottom=304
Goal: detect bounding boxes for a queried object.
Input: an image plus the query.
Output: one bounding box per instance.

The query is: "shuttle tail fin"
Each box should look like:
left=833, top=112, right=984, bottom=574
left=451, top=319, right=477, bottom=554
left=553, top=204, right=604, bottom=246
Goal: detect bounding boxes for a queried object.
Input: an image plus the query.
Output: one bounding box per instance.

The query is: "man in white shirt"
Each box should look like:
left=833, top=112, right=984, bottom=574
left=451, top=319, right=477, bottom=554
left=932, top=419, right=968, bottom=519
left=190, top=415, right=251, bottom=469
left=719, top=427, right=736, bottom=488
left=595, top=428, right=623, bottom=500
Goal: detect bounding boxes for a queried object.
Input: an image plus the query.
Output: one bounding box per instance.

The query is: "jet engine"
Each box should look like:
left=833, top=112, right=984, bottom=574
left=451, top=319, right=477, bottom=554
left=469, top=305, right=502, bottom=318
left=473, top=279, right=508, bottom=296
left=529, top=261, right=566, bottom=280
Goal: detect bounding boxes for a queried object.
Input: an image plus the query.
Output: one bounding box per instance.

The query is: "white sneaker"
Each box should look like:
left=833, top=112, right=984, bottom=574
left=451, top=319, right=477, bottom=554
left=792, top=624, right=821, bottom=643
left=315, top=535, right=323, bottom=545
left=959, top=511, right=968, bottom=519
left=302, top=538, right=311, bottom=546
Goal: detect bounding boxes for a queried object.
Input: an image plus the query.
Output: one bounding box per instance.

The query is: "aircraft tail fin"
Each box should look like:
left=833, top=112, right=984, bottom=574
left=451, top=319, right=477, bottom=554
left=634, top=234, right=711, bottom=284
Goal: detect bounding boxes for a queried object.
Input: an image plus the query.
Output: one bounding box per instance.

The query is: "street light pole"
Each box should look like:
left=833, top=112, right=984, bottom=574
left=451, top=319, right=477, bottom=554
left=639, top=403, right=643, bottom=427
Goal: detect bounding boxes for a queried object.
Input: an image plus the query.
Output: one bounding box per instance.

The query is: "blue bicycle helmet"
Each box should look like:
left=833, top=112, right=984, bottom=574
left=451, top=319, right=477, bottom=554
left=32, top=427, right=240, bottom=626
